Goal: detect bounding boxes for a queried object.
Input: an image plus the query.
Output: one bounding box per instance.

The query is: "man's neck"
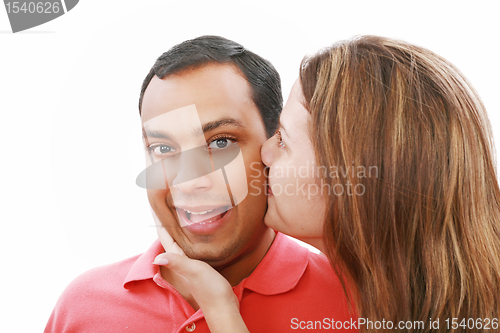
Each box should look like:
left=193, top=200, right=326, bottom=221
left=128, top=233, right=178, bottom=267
left=216, top=227, right=276, bottom=286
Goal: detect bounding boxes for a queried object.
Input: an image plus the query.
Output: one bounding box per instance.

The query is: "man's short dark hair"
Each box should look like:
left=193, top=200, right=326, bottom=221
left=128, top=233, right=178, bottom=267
left=139, top=35, right=282, bottom=137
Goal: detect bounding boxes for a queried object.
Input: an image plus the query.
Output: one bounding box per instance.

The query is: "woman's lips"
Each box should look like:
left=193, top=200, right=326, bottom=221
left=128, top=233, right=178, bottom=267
left=267, top=182, right=273, bottom=196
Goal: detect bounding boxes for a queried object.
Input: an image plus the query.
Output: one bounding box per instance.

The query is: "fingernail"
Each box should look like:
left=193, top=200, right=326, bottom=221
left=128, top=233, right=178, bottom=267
left=153, top=258, right=169, bottom=266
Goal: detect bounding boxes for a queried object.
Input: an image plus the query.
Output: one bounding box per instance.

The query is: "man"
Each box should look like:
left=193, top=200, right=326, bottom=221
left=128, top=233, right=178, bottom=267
left=45, top=36, right=355, bottom=332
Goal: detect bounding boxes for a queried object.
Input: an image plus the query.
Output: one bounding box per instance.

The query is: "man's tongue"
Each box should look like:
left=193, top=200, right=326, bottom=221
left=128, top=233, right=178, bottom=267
left=189, top=206, right=228, bottom=223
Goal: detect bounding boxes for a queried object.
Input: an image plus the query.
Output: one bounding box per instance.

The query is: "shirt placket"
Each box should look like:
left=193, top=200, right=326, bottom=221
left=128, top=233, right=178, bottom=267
left=153, top=272, right=210, bottom=333
left=176, top=312, right=209, bottom=333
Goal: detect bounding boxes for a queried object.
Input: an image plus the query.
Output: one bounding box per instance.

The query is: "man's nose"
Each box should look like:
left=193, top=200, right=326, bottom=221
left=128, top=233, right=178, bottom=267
left=172, top=174, right=213, bottom=194
left=170, top=147, right=214, bottom=194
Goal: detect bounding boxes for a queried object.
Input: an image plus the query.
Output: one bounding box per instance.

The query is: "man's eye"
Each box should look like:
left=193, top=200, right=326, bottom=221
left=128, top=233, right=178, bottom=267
left=208, top=138, right=234, bottom=150
left=150, top=145, right=176, bottom=155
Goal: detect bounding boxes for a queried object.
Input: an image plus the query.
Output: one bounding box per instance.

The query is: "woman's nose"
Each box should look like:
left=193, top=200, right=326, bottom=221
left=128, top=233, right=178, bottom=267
left=261, top=135, right=275, bottom=167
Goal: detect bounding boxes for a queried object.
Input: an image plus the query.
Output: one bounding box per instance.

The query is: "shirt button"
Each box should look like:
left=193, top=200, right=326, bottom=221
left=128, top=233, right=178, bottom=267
left=185, top=323, right=196, bottom=332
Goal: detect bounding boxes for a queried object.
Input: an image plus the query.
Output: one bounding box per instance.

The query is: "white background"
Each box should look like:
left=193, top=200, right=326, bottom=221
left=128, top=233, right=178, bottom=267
left=1, top=1, right=499, bottom=331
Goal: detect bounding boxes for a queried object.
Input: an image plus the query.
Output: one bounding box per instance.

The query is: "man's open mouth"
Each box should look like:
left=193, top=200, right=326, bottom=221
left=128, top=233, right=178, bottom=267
left=176, top=206, right=232, bottom=225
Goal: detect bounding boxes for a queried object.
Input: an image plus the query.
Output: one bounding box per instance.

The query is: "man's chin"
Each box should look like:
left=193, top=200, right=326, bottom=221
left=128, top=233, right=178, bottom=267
left=180, top=242, right=238, bottom=267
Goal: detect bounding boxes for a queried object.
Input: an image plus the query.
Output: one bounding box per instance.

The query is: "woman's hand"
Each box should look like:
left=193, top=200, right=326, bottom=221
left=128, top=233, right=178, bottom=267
left=154, top=245, right=238, bottom=309
left=153, top=237, right=249, bottom=332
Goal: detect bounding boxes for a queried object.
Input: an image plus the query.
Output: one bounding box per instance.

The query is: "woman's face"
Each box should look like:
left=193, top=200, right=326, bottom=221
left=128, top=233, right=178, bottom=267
left=261, top=79, right=326, bottom=250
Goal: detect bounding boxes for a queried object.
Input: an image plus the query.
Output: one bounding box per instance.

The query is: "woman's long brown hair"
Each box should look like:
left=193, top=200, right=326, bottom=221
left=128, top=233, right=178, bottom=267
left=300, top=35, right=500, bottom=332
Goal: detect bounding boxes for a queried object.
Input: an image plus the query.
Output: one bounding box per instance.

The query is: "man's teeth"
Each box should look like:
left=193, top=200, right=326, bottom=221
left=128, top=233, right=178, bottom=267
left=183, top=209, right=214, bottom=215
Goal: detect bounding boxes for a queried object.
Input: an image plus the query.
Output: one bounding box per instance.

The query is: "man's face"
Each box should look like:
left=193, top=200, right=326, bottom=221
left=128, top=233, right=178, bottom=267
left=140, top=64, right=269, bottom=267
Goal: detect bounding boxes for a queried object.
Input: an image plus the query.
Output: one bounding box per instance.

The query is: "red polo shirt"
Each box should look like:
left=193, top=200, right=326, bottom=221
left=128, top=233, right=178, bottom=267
left=45, top=233, right=357, bottom=332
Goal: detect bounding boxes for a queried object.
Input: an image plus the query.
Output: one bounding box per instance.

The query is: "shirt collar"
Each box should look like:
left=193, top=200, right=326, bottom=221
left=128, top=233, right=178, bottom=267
left=123, top=239, right=163, bottom=289
left=236, top=232, right=310, bottom=296
left=123, top=232, right=310, bottom=295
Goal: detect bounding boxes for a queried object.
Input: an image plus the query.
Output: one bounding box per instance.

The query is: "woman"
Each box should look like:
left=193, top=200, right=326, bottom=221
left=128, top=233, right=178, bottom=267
left=156, top=35, right=500, bottom=332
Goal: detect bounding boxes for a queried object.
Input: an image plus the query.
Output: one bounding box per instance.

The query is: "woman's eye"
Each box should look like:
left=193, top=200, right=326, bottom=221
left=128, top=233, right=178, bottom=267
left=276, top=130, right=286, bottom=149
left=150, top=145, right=176, bottom=155
left=208, top=138, right=234, bottom=150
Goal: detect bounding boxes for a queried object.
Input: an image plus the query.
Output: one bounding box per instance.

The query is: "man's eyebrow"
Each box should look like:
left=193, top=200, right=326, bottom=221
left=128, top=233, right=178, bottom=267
left=143, top=118, right=244, bottom=140
left=195, top=118, right=244, bottom=136
left=142, top=129, right=172, bottom=140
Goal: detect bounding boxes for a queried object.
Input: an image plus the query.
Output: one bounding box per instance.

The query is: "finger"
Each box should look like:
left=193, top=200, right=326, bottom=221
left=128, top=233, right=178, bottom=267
left=153, top=252, right=201, bottom=280
left=153, top=253, right=239, bottom=311
left=150, top=206, right=176, bottom=248
left=168, top=241, right=186, bottom=256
